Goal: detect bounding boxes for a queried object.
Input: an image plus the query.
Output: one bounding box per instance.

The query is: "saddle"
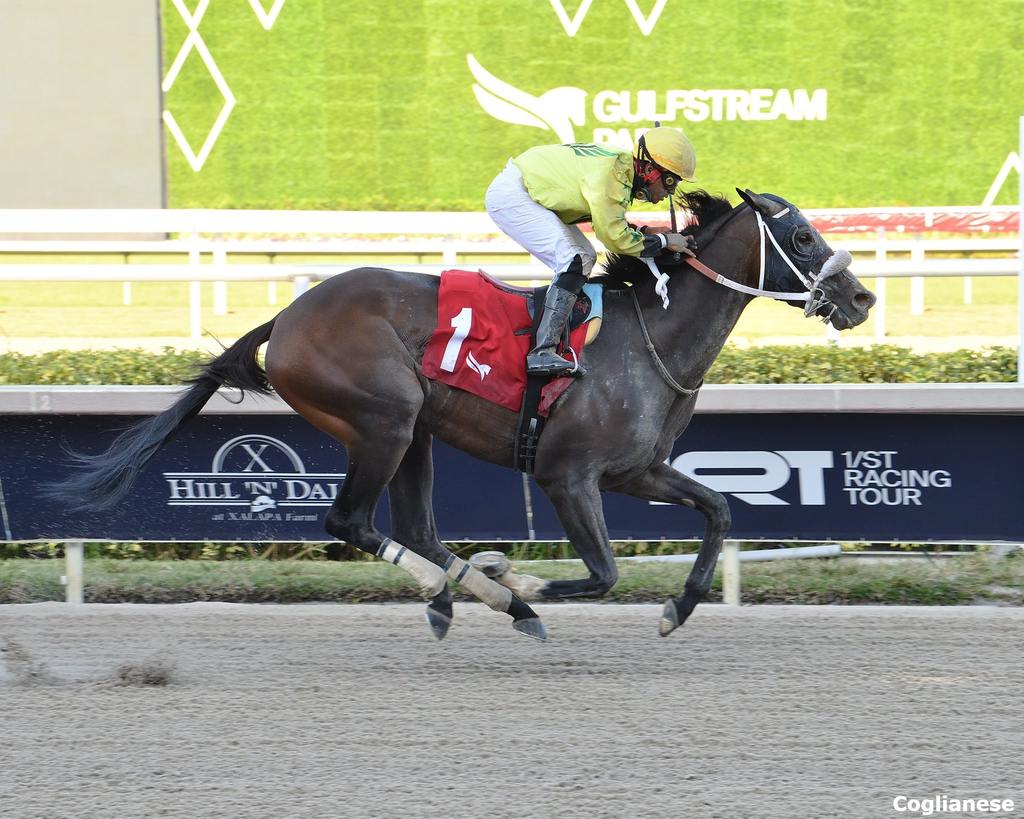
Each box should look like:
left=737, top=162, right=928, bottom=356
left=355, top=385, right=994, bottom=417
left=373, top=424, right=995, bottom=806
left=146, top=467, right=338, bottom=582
left=420, top=269, right=604, bottom=472
left=480, top=270, right=604, bottom=345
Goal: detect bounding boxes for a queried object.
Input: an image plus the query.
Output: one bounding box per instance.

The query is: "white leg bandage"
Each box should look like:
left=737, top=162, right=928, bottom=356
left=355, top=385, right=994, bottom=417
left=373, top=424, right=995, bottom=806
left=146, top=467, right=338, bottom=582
left=445, top=557, right=513, bottom=612
left=377, top=539, right=447, bottom=599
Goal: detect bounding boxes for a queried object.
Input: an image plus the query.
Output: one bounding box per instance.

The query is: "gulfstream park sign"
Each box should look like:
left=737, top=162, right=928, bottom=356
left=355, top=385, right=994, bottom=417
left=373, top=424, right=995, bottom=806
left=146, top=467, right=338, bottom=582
left=467, top=54, right=827, bottom=147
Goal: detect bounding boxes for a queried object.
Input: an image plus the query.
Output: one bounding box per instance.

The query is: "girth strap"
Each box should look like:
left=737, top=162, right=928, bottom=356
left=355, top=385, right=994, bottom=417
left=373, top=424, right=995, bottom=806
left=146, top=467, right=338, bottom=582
left=513, top=286, right=552, bottom=473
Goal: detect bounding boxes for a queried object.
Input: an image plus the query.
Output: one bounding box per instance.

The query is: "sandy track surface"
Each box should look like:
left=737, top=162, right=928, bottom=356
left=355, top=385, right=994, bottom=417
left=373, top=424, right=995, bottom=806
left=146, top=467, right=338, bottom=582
left=1, top=603, right=1021, bottom=819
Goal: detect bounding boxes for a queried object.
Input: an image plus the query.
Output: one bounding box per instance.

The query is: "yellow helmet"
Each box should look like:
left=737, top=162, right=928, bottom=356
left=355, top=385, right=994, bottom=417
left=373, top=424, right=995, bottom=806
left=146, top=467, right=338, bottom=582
left=636, top=126, right=697, bottom=181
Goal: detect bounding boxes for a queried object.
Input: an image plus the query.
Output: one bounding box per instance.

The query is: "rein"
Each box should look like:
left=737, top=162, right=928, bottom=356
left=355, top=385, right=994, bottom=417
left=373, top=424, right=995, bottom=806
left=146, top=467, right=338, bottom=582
left=629, top=286, right=700, bottom=397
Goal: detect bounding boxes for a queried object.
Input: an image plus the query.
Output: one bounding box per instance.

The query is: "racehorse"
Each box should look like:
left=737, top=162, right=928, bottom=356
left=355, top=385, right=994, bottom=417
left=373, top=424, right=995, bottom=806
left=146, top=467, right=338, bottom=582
left=56, top=188, right=875, bottom=642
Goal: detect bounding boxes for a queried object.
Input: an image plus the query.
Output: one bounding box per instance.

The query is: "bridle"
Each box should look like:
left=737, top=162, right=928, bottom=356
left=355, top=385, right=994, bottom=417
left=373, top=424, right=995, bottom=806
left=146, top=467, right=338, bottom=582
left=634, top=198, right=852, bottom=397
left=645, top=201, right=852, bottom=323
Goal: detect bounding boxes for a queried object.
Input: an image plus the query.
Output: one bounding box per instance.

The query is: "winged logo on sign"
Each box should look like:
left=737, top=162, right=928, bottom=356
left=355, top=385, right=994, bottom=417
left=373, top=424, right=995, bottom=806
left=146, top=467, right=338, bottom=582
left=467, top=54, right=586, bottom=143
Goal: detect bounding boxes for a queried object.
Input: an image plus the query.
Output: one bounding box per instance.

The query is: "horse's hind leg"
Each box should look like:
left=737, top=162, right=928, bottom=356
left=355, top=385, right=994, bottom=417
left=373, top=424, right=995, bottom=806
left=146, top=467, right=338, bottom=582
left=384, top=421, right=546, bottom=640
left=613, top=462, right=731, bottom=636
left=313, top=410, right=547, bottom=642
left=314, top=406, right=443, bottom=593
left=388, top=422, right=456, bottom=639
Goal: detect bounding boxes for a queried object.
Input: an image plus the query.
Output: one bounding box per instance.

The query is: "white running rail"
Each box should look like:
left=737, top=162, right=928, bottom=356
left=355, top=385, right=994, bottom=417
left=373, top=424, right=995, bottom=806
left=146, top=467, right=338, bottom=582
left=0, top=208, right=1019, bottom=343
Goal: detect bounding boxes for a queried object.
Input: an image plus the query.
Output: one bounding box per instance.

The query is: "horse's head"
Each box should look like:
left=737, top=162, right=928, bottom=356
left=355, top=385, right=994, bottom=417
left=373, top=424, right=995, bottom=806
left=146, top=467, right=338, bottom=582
left=600, top=188, right=875, bottom=330
left=733, top=188, right=876, bottom=330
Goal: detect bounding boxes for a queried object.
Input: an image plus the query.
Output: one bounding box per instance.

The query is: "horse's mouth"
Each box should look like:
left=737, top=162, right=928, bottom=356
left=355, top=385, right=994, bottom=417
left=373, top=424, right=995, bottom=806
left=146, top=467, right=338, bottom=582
left=804, top=251, right=874, bottom=331
left=820, top=277, right=876, bottom=330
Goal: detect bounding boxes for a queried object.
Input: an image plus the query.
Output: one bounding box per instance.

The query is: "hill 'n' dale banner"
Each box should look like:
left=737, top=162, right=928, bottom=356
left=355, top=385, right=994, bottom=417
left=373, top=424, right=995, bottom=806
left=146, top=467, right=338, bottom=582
left=161, top=0, right=1023, bottom=211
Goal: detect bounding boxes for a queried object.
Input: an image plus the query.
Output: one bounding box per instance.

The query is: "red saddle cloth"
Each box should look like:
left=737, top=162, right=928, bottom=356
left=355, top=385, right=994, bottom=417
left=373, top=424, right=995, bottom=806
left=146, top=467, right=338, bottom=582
left=420, top=269, right=586, bottom=416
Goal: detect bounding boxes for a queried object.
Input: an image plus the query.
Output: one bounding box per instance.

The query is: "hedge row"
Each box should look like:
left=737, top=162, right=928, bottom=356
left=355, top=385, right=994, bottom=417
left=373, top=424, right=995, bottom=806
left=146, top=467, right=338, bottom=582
left=0, top=348, right=208, bottom=386
left=710, top=344, right=1017, bottom=383
left=0, top=345, right=1016, bottom=385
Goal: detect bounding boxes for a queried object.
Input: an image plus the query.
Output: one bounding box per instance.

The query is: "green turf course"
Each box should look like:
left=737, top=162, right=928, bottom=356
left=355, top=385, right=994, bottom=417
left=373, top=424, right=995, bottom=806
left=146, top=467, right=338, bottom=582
left=161, top=0, right=1024, bottom=211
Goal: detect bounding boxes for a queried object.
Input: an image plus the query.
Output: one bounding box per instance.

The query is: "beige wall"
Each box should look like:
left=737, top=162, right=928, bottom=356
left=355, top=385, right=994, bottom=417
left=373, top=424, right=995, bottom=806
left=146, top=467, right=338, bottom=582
left=0, top=0, right=164, bottom=208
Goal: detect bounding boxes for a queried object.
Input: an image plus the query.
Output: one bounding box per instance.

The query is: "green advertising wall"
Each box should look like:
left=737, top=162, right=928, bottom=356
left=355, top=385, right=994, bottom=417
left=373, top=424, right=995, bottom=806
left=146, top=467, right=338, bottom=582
left=161, top=0, right=1023, bottom=211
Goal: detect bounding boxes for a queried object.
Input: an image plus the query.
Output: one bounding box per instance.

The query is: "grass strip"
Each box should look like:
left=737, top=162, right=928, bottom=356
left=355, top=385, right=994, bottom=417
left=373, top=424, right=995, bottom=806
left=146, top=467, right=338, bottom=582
left=1, top=556, right=1020, bottom=606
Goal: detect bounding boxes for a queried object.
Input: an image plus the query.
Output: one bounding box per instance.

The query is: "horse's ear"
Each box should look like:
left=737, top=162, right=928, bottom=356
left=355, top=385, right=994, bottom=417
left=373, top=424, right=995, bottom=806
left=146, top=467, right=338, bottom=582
left=735, top=188, right=784, bottom=217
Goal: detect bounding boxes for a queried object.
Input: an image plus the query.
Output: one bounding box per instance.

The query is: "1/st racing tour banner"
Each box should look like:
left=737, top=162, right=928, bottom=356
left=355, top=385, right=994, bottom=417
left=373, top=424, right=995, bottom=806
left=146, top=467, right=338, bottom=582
left=1, top=405, right=1020, bottom=543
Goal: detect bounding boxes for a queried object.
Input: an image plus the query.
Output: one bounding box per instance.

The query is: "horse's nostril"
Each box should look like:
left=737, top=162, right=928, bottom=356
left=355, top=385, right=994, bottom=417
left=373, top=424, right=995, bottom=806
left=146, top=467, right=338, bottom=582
left=854, top=291, right=876, bottom=310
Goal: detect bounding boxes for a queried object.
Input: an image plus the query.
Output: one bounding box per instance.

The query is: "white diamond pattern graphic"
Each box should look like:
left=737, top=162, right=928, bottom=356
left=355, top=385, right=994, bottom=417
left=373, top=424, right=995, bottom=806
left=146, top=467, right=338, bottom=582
left=548, top=0, right=669, bottom=37
left=163, top=0, right=283, bottom=170
left=162, top=35, right=236, bottom=172
left=548, top=0, right=594, bottom=37
left=170, top=0, right=209, bottom=30
left=623, top=0, right=669, bottom=36
left=248, top=0, right=288, bottom=30
left=981, top=151, right=1022, bottom=207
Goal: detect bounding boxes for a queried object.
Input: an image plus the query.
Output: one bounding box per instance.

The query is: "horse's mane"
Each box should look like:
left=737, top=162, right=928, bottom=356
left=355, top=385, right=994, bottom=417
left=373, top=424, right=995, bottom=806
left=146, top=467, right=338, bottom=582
left=596, top=189, right=735, bottom=289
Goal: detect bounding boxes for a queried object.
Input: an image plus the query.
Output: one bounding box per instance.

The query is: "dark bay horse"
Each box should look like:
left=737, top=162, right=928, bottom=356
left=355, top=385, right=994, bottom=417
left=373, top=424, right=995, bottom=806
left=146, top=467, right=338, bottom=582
left=57, top=188, right=875, bottom=641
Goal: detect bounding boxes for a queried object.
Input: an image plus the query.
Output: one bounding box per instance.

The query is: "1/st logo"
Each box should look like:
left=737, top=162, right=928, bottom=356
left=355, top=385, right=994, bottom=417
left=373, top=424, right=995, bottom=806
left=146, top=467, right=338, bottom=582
left=841, top=450, right=951, bottom=506
left=669, top=450, right=833, bottom=506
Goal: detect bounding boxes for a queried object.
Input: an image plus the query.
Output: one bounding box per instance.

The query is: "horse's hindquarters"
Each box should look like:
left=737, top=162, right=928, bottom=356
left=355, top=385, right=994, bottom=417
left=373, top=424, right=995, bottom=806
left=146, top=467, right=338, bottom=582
left=264, top=267, right=441, bottom=445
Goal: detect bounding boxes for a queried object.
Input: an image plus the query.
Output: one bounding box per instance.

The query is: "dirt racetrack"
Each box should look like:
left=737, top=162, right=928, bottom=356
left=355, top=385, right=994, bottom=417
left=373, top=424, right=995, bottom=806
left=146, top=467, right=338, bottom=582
left=1, top=602, right=1021, bottom=819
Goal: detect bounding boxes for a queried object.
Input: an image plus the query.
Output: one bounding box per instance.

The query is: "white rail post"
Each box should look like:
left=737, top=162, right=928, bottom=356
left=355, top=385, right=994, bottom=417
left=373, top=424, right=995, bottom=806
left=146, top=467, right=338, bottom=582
left=293, top=275, right=310, bottom=299
left=122, top=281, right=132, bottom=306
left=189, top=281, right=202, bottom=339
left=910, top=236, right=925, bottom=315
left=874, top=228, right=887, bottom=342
left=267, top=281, right=277, bottom=305
left=64, top=541, right=84, bottom=604
left=1019, top=115, right=1024, bottom=384
left=189, top=233, right=202, bottom=340
left=212, top=244, right=228, bottom=316
left=963, top=276, right=972, bottom=305
left=722, top=540, right=740, bottom=606
left=442, top=240, right=457, bottom=267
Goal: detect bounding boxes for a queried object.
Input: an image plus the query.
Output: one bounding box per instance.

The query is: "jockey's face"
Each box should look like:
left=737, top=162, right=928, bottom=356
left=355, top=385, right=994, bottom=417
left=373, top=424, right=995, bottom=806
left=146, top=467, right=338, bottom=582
left=645, top=174, right=675, bottom=204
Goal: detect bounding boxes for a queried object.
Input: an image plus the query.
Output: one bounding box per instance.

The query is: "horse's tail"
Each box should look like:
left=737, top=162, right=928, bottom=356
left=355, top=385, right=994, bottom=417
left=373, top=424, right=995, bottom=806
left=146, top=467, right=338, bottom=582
left=51, top=319, right=277, bottom=511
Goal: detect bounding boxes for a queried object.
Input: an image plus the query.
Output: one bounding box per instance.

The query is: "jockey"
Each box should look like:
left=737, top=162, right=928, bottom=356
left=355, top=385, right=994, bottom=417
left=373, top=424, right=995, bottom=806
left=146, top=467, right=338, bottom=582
left=485, top=125, right=698, bottom=378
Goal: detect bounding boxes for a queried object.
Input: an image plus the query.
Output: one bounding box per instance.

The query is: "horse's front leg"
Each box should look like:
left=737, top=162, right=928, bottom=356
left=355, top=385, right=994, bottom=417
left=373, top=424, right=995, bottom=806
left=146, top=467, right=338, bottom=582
left=613, top=462, right=731, bottom=636
left=483, top=476, right=618, bottom=601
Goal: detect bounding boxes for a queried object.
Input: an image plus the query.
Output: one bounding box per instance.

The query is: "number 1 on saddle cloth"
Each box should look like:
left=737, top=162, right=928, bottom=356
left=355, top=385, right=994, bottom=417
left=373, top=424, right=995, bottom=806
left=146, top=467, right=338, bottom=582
left=421, top=269, right=603, bottom=417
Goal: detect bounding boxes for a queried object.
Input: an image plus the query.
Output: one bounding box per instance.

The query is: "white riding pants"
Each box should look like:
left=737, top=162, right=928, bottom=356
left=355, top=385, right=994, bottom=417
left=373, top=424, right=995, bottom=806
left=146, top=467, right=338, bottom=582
left=485, top=161, right=596, bottom=278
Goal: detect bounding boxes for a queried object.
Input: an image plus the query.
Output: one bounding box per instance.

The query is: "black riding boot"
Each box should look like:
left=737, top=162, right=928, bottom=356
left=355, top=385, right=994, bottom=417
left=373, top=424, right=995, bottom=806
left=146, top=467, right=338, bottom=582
left=527, top=284, right=584, bottom=378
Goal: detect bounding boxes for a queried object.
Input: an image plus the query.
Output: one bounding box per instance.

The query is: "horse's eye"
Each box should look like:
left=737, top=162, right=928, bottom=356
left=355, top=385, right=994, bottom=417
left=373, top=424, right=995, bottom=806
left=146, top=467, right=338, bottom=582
left=794, top=231, right=815, bottom=249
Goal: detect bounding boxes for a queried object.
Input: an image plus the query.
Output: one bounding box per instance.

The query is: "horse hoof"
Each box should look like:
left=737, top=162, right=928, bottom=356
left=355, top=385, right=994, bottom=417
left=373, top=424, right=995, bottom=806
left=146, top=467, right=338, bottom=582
left=512, top=617, right=548, bottom=642
left=468, top=550, right=511, bottom=579
left=424, top=605, right=452, bottom=640
left=424, top=594, right=453, bottom=640
left=658, top=600, right=680, bottom=637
